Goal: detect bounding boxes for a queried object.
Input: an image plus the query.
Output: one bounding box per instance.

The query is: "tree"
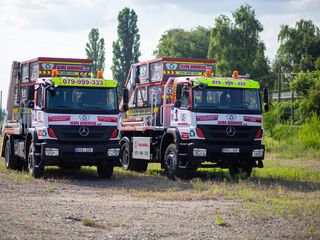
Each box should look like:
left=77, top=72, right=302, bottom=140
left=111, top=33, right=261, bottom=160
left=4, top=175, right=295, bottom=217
left=208, top=4, right=271, bottom=87
left=278, top=19, right=320, bottom=74
left=154, top=26, right=210, bottom=59
left=85, top=28, right=105, bottom=78
left=291, top=70, right=320, bottom=118
left=112, top=8, right=141, bottom=87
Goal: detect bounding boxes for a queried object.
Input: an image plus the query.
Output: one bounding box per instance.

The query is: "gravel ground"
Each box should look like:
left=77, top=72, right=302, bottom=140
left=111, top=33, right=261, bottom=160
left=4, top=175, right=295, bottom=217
left=0, top=166, right=308, bottom=240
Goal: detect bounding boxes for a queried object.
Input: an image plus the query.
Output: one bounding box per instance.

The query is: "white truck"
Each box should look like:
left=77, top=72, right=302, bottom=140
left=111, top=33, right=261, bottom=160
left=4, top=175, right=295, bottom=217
left=120, top=57, right=269, bottom=179
left=1, top=57, right=120, bottom=178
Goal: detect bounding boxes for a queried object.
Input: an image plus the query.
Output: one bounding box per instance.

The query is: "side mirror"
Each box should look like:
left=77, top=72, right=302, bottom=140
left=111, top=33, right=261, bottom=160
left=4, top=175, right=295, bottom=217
left=27, top=85, right=35, bottom=101
left=263, top=88, right=268, bottom=103
left=263, top=88, right=269, bottom=112
left=174, top=100, right=181, bottom=108
left=122, top=88, right=129, bottom=112
left=27, top=100, right=34, bottom=109
left=176, top=84, right=182, bottom=100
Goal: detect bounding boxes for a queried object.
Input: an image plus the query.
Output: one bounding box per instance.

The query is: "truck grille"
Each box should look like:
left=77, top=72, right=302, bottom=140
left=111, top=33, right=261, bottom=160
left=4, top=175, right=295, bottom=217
left=197, top=125, right=260, bottom=146
left=49, top=125, right=116, bottom=142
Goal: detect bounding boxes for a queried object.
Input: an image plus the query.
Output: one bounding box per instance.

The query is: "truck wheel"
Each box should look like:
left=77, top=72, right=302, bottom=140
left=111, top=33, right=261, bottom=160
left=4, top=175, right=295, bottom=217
left=164, top=144, right=189, bottom=180
left=28, top=143, right=44, bottom=178
left=97, top=160, right=113, bottom=178
left=4, top=140, right=19, bottom=170
left=229, top=166, right=252, bottom=180
left=120, top=142, right=133, bottom=171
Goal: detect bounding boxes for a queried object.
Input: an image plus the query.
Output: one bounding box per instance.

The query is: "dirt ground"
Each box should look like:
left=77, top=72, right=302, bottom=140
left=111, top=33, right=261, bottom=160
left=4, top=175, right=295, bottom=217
left=0, top=163, right=312, bottom=240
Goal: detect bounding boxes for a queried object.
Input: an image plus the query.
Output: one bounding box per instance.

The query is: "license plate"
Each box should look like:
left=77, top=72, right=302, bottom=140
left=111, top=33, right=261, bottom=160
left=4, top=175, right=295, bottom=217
left=75, top=148, right=93, bottom=153
left=222, top=148, right=240, bottom=153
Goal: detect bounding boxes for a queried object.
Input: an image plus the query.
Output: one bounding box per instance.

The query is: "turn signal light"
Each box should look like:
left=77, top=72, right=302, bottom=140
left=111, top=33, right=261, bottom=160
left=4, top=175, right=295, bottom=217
left=111, top=128, right=118, bottom=138
left=196, top=128, right=205, bottom=138
left=48, top=128, right=57, bottom=138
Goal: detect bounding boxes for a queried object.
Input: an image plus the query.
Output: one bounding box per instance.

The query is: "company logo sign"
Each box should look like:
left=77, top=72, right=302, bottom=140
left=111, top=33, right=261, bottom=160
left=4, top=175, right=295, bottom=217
left=79, top=126, right=89, bottom=137
left=226, top=126, right=236, bottom=137
left=79, top=115, right=90, bottom=121
left=226, top=114, right=237, bottom=121
left=166, top=63, right=177, bottom=70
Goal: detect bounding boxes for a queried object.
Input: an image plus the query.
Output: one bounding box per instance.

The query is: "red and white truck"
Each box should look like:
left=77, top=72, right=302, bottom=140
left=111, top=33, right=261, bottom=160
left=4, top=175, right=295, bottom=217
left=119, top=57, right=269, bottom=179
left=1, top=57, right=120, bottom=178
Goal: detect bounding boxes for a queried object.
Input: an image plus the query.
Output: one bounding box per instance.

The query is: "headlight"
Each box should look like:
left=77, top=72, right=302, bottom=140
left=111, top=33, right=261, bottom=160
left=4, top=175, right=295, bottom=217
left=108, top=148, right=120, bottom=157
left=45, top=148, right=59, bottom=156
left=193, top=148, right=207, bottom=157
left=252, top=149, right=264, bottom=157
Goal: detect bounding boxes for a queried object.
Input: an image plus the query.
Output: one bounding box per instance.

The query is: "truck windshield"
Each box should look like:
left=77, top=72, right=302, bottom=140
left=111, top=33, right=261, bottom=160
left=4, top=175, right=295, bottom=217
left=193, top=87, right=261, bottom=114
left=46, top=87, right=118, bottom=114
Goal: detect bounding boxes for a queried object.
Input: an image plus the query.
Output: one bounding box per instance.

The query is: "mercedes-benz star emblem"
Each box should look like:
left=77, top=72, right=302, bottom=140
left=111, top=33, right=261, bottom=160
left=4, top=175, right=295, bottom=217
left=79, top=126, right=89, bottom=137
left=226, top=126, right=236, bottom=137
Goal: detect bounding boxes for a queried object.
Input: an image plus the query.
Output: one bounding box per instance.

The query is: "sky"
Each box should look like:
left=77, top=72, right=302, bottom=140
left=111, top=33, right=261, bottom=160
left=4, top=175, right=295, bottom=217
left=0, top=0, right=319, bottom=108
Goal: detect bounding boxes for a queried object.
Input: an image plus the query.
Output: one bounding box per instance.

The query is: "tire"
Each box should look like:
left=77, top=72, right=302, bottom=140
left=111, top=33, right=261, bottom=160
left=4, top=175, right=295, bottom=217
left=97, top=159, right=113, bottom=178
left=164, top=144, right=189, bottom=180
left=120, top=142, right=133, bottom=171
left=28, top=143, right=44, bottom=178
left=229, top=166, right=252, bottom=180
left=4, top=140, right=19, bottom=170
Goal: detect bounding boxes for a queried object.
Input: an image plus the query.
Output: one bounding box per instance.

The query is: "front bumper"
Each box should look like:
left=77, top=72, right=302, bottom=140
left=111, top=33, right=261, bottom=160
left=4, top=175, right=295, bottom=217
left=180, top=141, right=265, bottom=168
left=40, top=140, right=120, bottom=166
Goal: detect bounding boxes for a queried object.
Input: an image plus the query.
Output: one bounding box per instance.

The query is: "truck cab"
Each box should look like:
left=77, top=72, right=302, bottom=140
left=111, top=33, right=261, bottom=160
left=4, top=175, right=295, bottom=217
left=1, top=58, right=120, bottom=178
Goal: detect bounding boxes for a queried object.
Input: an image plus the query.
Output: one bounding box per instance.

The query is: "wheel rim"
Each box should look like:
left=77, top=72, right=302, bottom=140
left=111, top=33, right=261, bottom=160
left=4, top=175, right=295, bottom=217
left=121, top=147, right=129, bottom=170
left=5, top=142, right=10, bottom=168
left=166, top=151, right=177, bottom=175
left=28, top=145, right=35, bottom=176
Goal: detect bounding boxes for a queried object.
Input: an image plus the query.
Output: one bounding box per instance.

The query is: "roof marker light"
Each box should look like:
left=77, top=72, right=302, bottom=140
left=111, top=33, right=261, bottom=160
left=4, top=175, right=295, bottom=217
left=205, top=68, right=212, bottom=77
left=232, top=71, right=239, bottom=79
left=97, top=71, right=103, bottom=79
left=52, top=69, right=58, bottom=77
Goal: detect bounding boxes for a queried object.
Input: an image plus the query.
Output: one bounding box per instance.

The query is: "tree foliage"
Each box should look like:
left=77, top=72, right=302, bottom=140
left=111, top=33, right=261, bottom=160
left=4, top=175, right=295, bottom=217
left=208, top=4, right=271, bottom=88
left=154, top=26, right=210, bottom=59
left=112, top=8, right=141, bottom=86
left=278, top=19, right=320, bottom=74
left=291, top=70, right=320, bottom=118
left=85, top=28, right=105, bottom=78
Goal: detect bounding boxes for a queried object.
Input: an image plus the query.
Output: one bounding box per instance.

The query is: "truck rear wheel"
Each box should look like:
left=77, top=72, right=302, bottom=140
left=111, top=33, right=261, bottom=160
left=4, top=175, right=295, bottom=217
left=97, top=160, right=113, bottom=178
left=229, top=166, right=252, bottom=180
left=164, top=144, right=189, bottom=180
left=120, top=142, right=133, bottom=171
left=28, top=143, right=44, bottom=178
left=4, top=140, right=19, bottom=170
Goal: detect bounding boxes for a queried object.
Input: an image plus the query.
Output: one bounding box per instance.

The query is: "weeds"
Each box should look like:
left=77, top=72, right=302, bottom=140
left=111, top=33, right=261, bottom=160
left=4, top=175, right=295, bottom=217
left=214, top=214, right=226, bottom=226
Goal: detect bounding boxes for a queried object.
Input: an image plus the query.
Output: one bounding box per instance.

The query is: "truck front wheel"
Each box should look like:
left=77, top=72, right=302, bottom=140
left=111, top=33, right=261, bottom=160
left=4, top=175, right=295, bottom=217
left=28, top=143, right=44, bottom=178
left=97, top=160, right=113, bottom=178
left=4, top=140, right=19, bottom=170
left=120, top=142, right=133, bottom=171
left=164, top=144, right=189, bottom=180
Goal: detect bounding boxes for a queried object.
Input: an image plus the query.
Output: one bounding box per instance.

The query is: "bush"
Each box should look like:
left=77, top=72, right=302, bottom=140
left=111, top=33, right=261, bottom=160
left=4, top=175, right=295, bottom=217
left=297, top=114, right=320, bottom=149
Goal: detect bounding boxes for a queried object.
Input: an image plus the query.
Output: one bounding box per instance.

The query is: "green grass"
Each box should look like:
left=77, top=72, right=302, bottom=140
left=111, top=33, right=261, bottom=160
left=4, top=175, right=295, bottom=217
left=264, top=114, right=320, bottom=159
left=214, top=213, right=226, bottom=226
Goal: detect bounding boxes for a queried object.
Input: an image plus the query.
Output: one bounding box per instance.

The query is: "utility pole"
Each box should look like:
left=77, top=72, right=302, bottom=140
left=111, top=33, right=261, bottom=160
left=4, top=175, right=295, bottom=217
left=277, top=60, right=281, bottom=103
